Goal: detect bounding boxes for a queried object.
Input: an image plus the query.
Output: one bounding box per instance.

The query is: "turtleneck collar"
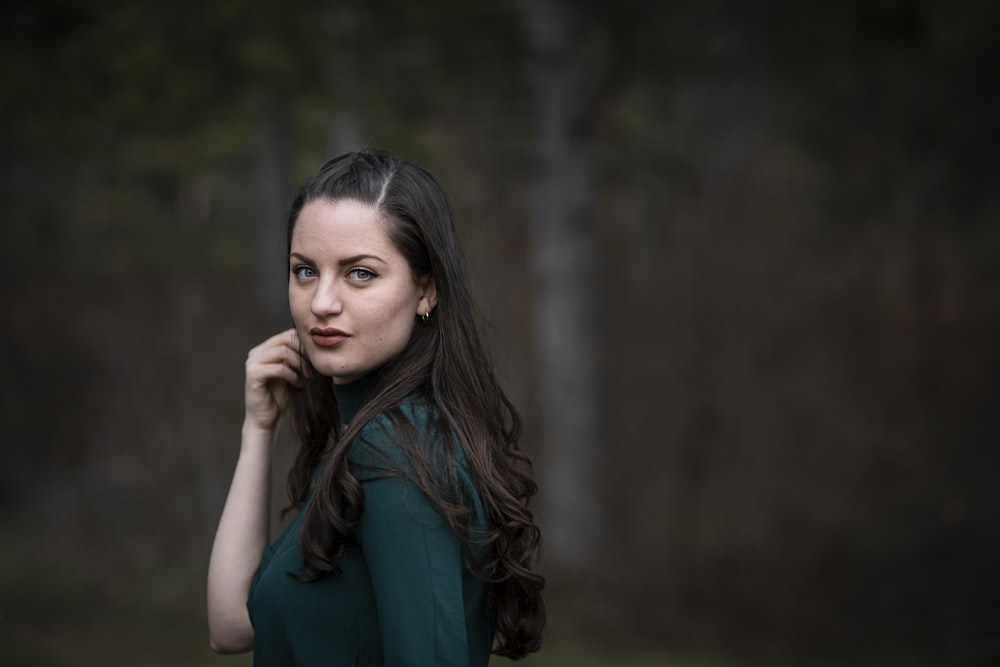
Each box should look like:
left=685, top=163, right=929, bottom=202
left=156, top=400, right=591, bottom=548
left=331, top=375, right=375, bottom=425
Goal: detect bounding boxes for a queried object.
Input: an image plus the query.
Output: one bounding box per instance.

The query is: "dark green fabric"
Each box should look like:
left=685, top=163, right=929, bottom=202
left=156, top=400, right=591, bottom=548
left=246, top=379, right=493, bottom=666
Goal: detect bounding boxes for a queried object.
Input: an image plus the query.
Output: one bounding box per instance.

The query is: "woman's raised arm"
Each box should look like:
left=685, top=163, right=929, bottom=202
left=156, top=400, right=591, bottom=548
left=207, top=329, right=303, bottom=653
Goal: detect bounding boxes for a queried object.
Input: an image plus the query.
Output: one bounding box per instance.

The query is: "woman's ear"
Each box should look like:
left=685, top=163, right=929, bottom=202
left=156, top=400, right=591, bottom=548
left=418, top=277, right=438, bottom=317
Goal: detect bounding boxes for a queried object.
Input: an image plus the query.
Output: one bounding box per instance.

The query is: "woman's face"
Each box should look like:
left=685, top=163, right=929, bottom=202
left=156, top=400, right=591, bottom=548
left=288, top=198, right=435, bottom=384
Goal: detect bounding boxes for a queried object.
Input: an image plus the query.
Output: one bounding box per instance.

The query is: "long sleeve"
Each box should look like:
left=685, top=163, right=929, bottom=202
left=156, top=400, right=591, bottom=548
left=358, top=473, right=472, bottom=666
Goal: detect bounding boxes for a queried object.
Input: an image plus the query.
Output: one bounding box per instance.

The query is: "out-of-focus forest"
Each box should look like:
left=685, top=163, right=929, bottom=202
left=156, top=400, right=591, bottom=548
left=2, top=1, right=998, bottom=665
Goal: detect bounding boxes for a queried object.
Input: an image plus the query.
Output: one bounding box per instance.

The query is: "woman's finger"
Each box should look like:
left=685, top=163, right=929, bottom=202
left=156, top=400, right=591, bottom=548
left=250, top=361, right=302, bottom=388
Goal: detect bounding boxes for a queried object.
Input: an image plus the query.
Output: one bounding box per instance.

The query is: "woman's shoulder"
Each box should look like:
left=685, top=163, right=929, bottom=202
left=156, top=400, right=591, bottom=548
left=358, top=392, right=437, bottom=441
left=347, top=393, right=442, bottom=475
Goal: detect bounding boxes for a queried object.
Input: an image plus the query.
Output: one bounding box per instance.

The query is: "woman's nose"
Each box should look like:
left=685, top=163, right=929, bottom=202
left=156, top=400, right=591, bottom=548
left=311, top=277, right=343, bottom=317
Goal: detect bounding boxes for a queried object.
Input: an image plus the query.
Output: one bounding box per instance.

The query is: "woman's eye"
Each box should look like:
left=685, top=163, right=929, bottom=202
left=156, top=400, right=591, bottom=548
left=348, top=267, right=377, bottom=281
left=293, top=265, right=317, bottom=280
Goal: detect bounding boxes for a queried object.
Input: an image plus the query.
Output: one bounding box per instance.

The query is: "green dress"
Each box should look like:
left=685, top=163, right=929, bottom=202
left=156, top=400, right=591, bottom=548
left=246, top=379, right=494, bottom=666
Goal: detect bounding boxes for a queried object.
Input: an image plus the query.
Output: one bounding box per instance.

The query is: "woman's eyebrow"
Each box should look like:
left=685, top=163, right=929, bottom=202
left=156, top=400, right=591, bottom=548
left=337, top=253, right=386, bottom=267
left=288, top=251, right=386, bottom=266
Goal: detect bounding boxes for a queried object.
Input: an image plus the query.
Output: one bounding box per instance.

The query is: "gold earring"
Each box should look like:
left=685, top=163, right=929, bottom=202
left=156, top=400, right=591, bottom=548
left=420, top=312, right=429, bottom=323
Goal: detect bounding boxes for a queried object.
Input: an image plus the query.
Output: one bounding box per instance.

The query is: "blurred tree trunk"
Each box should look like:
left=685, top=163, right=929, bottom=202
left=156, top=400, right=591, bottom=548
left=520, top=0, right=608, bottom=573
left=327, top=4, right=365, bottom=154
left=666, top=4, right=765, bottom=581
left=254, top=110, right=293, bottom=328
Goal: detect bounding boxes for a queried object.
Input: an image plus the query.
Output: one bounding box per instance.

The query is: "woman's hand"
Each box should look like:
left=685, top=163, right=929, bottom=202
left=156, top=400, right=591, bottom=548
left=244, top=328, right=306, bottom=433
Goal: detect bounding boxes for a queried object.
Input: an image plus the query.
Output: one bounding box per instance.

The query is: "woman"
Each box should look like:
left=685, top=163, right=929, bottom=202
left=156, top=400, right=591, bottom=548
left=207, top=149, right=545, bottom=666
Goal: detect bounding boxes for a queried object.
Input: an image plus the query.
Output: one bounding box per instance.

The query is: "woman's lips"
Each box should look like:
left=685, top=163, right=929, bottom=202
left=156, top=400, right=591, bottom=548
left=310, top=327, right=349, bottom=347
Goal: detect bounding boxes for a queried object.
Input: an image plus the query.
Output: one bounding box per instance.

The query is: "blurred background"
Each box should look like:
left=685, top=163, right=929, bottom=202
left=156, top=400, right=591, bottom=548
left=2, top=1, right=998, bottom=665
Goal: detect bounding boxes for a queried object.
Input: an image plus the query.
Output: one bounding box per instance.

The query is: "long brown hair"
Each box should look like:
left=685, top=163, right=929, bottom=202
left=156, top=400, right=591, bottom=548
left=283, top=150, right=544, bottom=658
